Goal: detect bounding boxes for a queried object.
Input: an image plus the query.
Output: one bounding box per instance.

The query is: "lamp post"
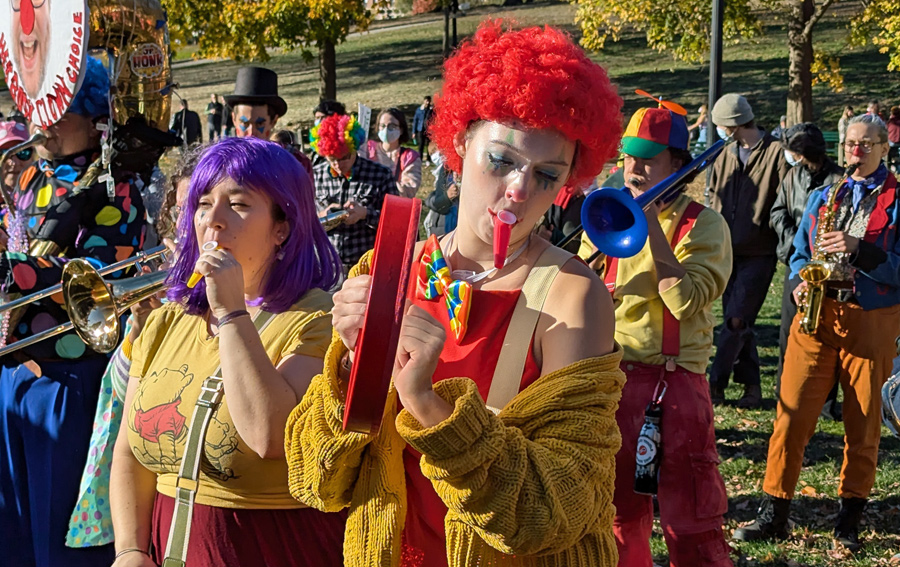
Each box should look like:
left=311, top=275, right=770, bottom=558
left=708, top=0, right=724, bottom=148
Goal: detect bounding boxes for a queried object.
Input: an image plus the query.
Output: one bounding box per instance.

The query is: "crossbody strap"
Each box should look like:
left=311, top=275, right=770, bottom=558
left=162, top=309, right=278, bottom=567
left=485, top=244, right=571, bottom=413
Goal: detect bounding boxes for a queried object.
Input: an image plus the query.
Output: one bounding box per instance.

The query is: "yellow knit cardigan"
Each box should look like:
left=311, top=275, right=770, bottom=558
left=285, top=251, right=626, bottom=567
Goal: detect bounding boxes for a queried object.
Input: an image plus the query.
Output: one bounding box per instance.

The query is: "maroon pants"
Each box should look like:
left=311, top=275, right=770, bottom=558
left=613, top=362, right=733, bottom=567
left=150, top=492, right=346, bottom=567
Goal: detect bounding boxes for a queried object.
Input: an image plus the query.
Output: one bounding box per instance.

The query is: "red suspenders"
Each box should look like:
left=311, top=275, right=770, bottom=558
left=604, top=200, right=705, bottom=371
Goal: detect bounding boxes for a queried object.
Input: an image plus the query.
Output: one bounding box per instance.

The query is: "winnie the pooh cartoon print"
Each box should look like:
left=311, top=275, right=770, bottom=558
left=130, top=364, right=240, bottom=480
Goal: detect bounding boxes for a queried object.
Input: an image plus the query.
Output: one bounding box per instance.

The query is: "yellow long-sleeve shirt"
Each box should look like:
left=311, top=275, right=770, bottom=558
left=578, top=194, right=733, bottom=374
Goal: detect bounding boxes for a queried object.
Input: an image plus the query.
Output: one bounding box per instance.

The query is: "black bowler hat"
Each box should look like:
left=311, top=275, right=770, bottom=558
left=224, top=67, right=288, bottom=118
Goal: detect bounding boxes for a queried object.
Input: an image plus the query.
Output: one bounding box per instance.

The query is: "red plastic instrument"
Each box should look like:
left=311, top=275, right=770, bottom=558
left=342, top=195, right=422, bottom=434
left=492, top=210, right=516, bottom=269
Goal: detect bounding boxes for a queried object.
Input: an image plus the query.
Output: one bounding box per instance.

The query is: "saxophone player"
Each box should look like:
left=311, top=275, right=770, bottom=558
left=735, top=114, right=900, bottom=552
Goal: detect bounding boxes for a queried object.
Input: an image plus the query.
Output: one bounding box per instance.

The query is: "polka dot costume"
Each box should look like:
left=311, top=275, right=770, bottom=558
left=0, top=149, right=148, bottom=361
left=66, top=319, right=134, bottom=548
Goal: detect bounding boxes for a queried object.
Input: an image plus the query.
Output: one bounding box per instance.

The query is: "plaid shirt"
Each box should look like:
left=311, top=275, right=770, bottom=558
left=313, top=155, right=398, bottom=267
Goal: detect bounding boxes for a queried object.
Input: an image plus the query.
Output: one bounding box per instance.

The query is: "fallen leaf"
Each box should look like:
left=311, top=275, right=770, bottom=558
left=828, top=543, right=853, bottom=559
left=800, top=485, right=818, bottom=497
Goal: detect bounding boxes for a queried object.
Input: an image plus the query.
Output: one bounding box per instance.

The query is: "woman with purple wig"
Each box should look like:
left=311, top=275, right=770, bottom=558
left=109, top=137, right=345, bottom=567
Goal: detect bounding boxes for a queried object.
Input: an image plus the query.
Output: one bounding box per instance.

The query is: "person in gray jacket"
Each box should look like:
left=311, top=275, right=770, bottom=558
left=769, top=123, right=843, bottom=407
left=706, top=93, right=791, bottom=408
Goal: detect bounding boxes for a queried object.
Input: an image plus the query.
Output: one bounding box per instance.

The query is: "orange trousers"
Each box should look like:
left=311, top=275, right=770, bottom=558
left=763, top=297, right=900, bottom=500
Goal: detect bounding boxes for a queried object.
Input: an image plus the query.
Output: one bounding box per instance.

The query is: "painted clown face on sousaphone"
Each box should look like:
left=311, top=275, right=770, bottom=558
left=10, top=0, right=51, bottom=99
left=2, top=0, right=173, bottom=134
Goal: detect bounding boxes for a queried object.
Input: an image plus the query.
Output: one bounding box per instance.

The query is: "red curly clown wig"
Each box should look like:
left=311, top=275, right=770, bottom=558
left=431, top=20, right=623, bottom=192
left=310, top=114, right=367, bottom=158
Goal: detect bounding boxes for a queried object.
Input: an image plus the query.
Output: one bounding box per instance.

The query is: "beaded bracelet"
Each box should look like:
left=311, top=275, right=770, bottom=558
left=217, top=309, right=250, bottom=328
left=115, top=548, right=149, bottom=559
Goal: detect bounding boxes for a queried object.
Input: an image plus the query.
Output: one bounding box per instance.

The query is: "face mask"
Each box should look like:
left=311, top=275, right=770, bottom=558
left=716, top=126, right=733, bottom=141
left=784, top=150, right=801, bottom=167
left=314, top=118, right=322, bottom=126
left=378, top=128, right=401, bottom=144
left=430, top=151, right=443, bottom=167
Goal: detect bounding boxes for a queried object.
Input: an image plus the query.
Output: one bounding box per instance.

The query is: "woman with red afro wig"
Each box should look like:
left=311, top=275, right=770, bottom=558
left=430, top=20, right=623, bottom=193
left=286, top=20, right=626, bottom=567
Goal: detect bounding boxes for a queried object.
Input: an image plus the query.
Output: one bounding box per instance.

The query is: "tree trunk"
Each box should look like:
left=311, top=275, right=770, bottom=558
left=442, top=3, right=451, bottom=58
left=319, top=40, right=337, bottom=101
left=786, top=0, right=814, bottom=126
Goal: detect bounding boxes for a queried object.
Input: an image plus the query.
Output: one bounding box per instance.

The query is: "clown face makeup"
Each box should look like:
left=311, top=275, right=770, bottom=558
left=454, top=121, right=574, bottom=255
left=844, top=123, right=889, bottom=179
left=232, top=104, right=277, bottom=140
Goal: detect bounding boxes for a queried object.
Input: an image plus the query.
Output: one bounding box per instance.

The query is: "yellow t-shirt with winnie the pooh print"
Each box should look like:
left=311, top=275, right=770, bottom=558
left=127, top=289, right=333, bottom=509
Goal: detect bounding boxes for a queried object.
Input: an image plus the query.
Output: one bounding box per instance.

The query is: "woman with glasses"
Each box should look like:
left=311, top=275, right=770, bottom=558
left=736, top=113, right=900, bottom=551
left=0, top=121, right=34, bottom=212
left=361, top=108, right=422, bottom=198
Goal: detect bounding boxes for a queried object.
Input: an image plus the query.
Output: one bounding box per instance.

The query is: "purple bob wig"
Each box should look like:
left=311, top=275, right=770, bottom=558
left=167, top=137, right=342, bottom=314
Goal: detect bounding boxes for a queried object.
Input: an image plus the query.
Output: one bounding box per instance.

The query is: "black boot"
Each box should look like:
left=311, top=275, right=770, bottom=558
left=710, top=383, right=726, bottom=405
left=834, top=497, right=866, bottom=552
left=733, top=493, right=792, bottom=542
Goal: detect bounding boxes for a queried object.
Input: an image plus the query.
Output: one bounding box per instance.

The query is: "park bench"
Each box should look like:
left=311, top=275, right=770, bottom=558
left=822, top=130, right=839, bottom=161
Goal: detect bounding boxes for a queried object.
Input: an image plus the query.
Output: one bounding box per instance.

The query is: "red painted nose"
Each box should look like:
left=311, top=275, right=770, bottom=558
left=20, top=0, right=35, bottom=36
left=852, top=145, right=866, bottom=158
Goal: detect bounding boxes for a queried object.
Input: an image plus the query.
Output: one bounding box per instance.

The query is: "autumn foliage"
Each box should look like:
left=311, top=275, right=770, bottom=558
left=162, top=0, right=381, bottom=62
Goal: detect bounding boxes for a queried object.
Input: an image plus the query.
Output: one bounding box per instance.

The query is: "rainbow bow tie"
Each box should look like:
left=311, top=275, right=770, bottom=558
left=417, top=235, right=472, bottom=342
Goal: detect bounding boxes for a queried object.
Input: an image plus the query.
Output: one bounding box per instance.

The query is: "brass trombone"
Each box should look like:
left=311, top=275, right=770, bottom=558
left=0, top=246, right=169, bottom=357
left=63, top=260, right=168, bottom=353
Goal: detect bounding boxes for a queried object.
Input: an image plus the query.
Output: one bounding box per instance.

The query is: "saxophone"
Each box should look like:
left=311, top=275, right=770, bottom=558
left=797, top=163, right=858, bottom=335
